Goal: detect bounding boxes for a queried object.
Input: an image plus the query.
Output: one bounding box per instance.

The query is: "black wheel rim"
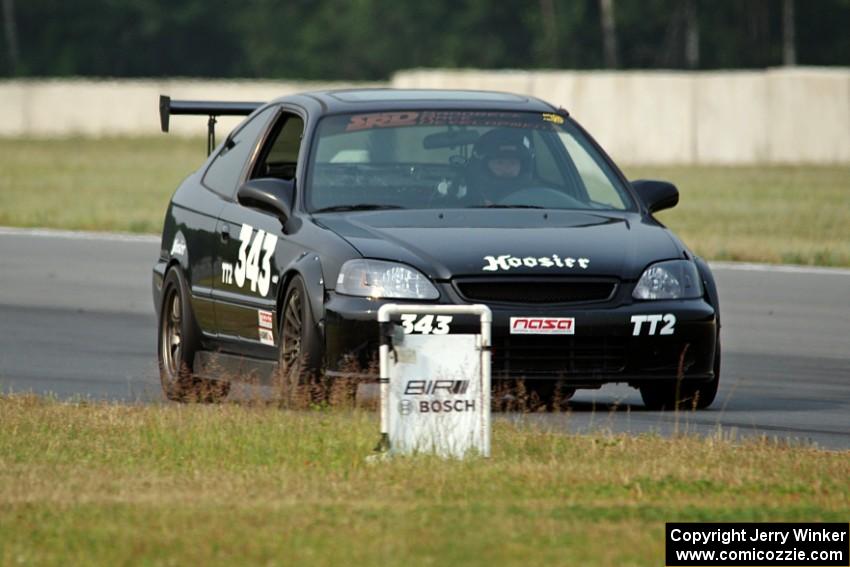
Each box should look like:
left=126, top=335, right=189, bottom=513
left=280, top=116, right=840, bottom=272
left=281, top=287, right=303, bottom=370
left=161, top=287, right=182, bottom=378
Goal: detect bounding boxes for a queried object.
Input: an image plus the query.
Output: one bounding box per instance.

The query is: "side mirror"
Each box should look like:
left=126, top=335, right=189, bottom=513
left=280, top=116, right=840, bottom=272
left=237, top=178, right=295, bottom=219
left=631, top=179, right=679, bottom=214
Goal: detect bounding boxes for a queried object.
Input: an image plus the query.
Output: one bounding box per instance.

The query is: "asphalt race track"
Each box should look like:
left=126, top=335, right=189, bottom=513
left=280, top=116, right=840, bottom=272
left=1, top=228, right=848, bottom=448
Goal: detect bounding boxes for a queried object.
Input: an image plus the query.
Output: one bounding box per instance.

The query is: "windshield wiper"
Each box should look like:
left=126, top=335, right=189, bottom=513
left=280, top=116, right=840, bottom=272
left=470, top=204, right=546, bottom=209
left=312, top=204, right=406, bottom=213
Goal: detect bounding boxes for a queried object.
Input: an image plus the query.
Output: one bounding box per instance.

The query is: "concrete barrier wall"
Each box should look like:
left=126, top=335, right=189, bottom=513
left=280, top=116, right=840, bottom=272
left=0, top=79, right=384, bottom=137
left=394, top=68, right=850, bottom=164
left=0, top=69, right=847, bottom=164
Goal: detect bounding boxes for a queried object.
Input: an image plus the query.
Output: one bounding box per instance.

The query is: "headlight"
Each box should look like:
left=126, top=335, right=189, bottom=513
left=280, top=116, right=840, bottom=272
left=336, top=259, right=439, bottom=300
left=633, top=260, right=703, bottom=300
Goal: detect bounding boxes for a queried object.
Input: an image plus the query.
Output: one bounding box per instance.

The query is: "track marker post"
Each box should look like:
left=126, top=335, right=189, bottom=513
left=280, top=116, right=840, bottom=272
left=375, top=304, right=492, bottom=459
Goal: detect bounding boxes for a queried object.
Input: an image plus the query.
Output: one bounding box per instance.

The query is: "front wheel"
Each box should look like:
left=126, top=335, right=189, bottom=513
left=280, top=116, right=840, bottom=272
left=158, top=268, right=229, bottom=403
left=277, top=275, right=324, bottom=405
left=640, top=343, right=720, bottom=411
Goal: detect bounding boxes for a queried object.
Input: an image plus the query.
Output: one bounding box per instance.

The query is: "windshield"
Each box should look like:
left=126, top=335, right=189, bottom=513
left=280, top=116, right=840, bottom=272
left=306, top=111, right=634, bottom=212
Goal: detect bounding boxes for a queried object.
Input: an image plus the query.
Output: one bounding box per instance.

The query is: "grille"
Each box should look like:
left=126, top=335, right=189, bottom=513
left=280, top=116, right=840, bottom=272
left=491, top=335, right=626, bottom=377
left=454, top=278, right=617, bottom=304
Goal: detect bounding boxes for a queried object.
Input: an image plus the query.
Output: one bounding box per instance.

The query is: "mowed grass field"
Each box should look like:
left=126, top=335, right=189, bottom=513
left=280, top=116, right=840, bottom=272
left=1, top=396, right=847, bottom=567
left=0, top=137, right=848, bottom=266
left=627, top=165, right=850, bottom=267
left=0, top=137, right=199, bottom=234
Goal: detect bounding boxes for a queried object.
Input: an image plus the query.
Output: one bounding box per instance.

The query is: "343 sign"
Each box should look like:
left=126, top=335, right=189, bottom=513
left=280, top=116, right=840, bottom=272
left=221, top=224, right=278, bottom=297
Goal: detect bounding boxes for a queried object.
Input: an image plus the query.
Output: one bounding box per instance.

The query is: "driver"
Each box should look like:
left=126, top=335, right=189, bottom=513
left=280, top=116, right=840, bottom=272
left=467, top=128, right=534, bottom=204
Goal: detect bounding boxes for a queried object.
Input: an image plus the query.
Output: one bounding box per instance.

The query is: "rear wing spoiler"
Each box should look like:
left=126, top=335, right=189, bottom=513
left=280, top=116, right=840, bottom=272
left=159, top=95, right=264, bottom=155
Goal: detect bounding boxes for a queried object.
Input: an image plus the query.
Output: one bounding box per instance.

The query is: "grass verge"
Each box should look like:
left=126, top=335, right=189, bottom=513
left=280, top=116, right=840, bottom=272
left=1, top=395, right=847, bottom=566
left=0, top=137, right=847, bottom=266
left=624, top=165, right=850, bottom=266
left=0, top=137, right=200, bottom=234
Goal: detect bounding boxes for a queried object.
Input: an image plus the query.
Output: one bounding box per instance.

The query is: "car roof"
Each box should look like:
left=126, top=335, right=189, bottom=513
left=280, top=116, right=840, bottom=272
left=275, top=88, right=560, bottom=115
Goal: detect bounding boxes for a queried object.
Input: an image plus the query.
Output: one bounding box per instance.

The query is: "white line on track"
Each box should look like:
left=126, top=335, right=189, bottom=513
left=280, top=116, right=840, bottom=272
left=0, top=226, right=159, bottom=244
left=709, top=261, right=850, bottom=277
left=1, top=226, right=849, bottom=276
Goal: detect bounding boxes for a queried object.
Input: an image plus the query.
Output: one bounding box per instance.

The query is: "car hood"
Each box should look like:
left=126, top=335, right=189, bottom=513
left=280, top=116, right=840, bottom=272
left=314, top=209, right=682, bottom=281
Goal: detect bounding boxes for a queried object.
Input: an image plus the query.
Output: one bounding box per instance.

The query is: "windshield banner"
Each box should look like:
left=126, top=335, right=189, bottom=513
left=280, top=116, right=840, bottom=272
left=334, top=111, right=562, bottom=134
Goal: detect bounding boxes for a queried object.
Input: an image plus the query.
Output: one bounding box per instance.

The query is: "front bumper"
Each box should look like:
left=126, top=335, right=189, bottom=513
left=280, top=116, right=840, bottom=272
left=323, top=288, right=718, bottom=387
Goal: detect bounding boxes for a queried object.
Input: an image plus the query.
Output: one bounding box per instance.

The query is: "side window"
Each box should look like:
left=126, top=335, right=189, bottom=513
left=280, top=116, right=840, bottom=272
left=253, top=113, right=304, bottom=181
left=203, top=106, right=276, bottom=197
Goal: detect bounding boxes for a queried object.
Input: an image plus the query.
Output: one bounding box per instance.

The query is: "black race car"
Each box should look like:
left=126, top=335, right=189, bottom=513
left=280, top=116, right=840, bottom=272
left=153, top=89, right=720, bottom=409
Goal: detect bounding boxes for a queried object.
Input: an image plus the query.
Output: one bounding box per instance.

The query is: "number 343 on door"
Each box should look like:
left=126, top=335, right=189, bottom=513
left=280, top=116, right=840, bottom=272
left=221, top=224, right=278, bottom=297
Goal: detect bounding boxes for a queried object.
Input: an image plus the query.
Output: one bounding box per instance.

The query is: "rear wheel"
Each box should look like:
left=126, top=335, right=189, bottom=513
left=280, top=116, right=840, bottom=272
left=640, top=343, right=720, bottom=410
left=277, top=275, right=324, bottom=405
left=158, top=268, right=229, bottom=403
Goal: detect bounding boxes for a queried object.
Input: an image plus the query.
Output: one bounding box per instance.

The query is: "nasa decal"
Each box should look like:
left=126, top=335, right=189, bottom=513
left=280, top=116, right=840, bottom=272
left=510, top=317, right=575, bottom=335
left=257, top=309, right=275, bottom=345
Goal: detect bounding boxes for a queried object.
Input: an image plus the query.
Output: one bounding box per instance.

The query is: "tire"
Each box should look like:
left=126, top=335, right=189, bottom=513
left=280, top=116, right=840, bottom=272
left=640, top=343, right=720, bottom=411
left=277, top=275, right=324, bottom=405
left=158, top=268, right=230, bottom=403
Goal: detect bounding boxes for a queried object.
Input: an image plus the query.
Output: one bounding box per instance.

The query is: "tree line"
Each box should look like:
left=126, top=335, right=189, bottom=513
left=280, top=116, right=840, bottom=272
left=1, top=0, right=848, bottom=80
